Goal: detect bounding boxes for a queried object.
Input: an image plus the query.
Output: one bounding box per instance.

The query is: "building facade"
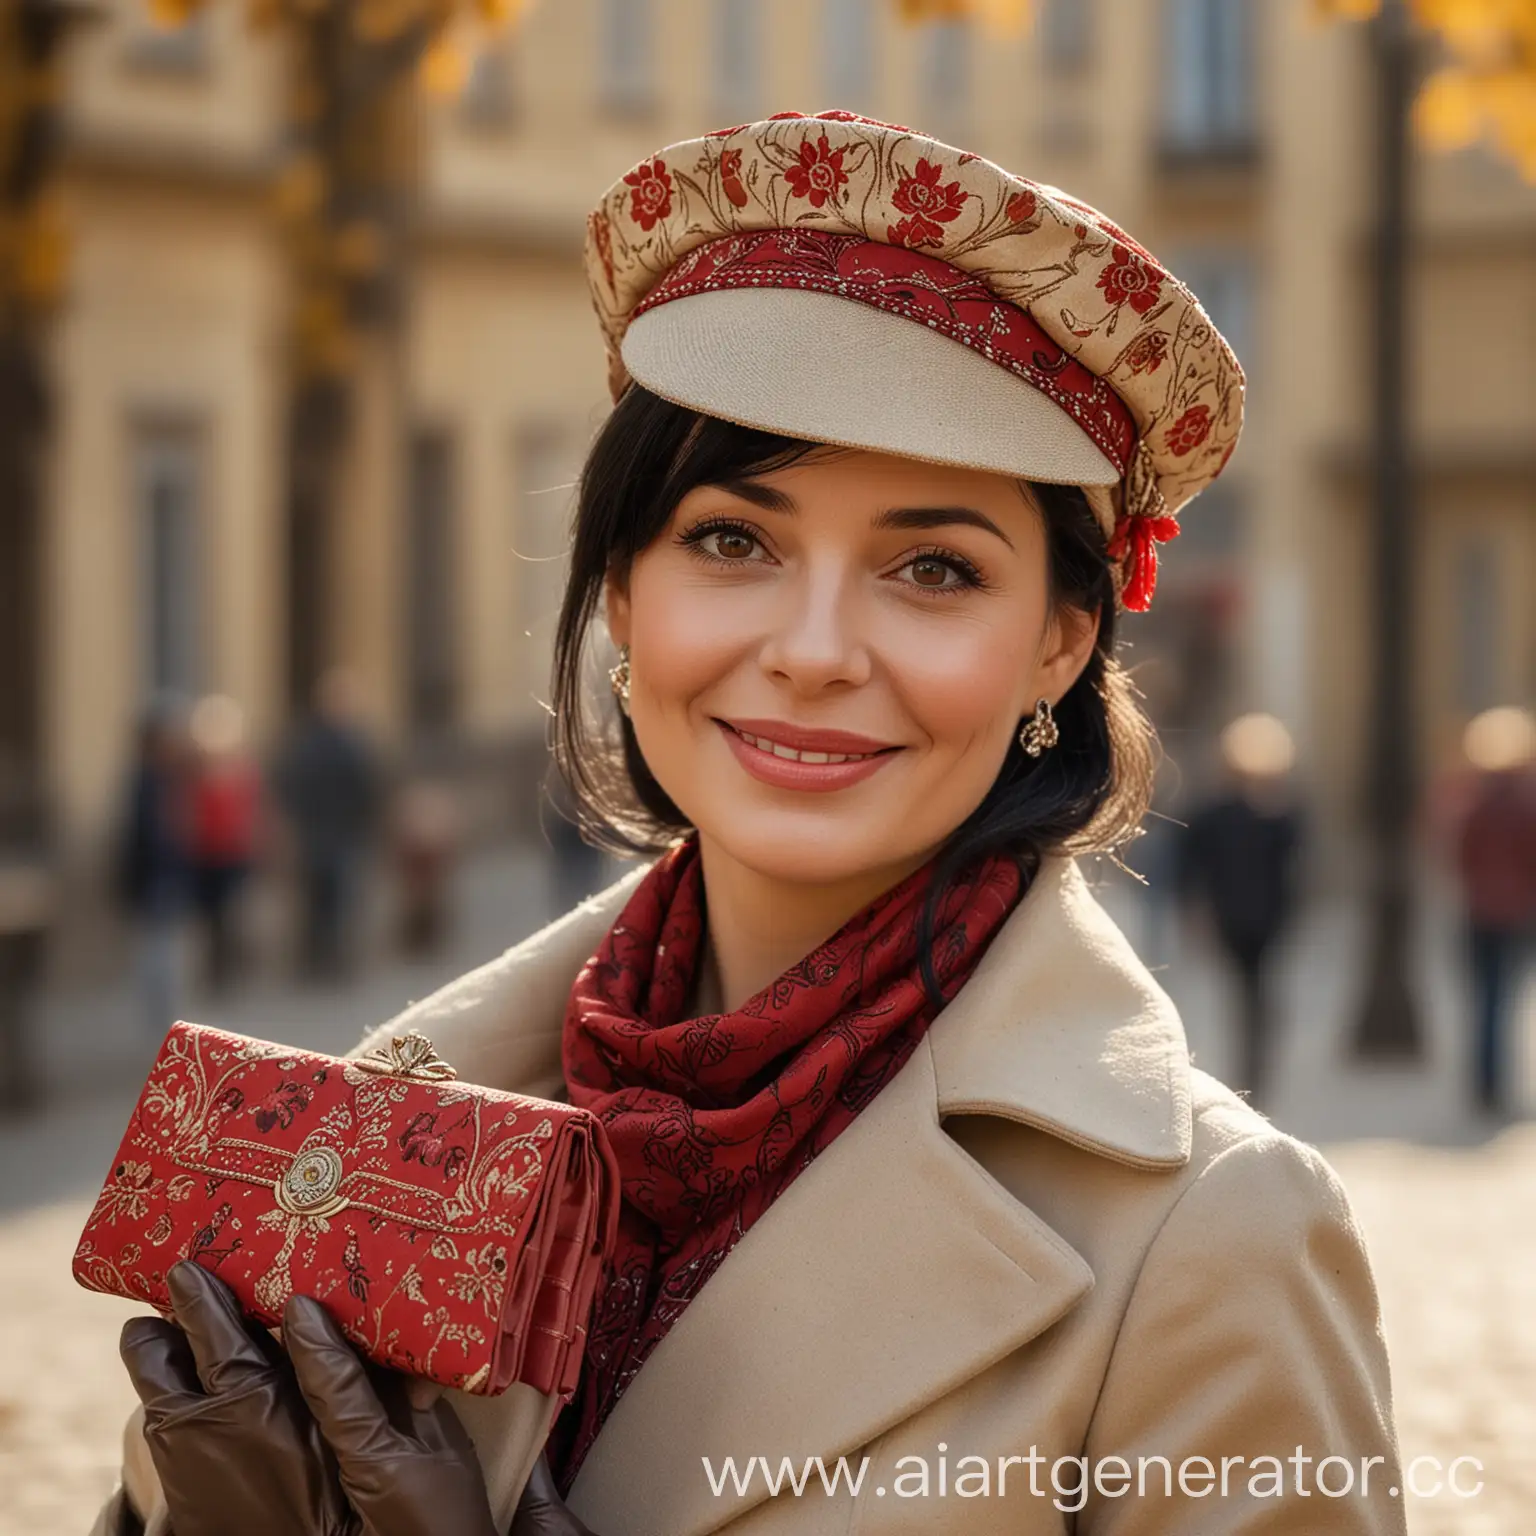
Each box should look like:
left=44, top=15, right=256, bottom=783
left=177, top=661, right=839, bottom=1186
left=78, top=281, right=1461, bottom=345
left=33, top=0, right=1536, bottom=891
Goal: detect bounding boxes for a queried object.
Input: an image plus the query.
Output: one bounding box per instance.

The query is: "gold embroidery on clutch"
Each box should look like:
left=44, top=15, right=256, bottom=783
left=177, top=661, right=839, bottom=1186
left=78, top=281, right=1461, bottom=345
left=354, top=1032, right=459, bottom=1083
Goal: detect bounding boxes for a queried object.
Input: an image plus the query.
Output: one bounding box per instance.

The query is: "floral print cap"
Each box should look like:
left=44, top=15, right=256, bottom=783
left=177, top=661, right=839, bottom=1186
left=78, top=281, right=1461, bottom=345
left=584, top=111, right=1245, bottom=612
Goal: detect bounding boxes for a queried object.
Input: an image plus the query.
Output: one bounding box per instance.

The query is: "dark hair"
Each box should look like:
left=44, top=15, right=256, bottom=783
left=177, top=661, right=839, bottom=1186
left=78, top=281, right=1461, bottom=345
left=550, top=386, right=1157, bottom=1001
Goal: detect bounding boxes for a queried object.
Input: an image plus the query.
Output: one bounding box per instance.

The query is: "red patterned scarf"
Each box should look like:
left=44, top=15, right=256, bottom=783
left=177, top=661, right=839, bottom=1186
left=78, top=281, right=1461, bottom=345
left=546, top=837, right=1023, bottom=1489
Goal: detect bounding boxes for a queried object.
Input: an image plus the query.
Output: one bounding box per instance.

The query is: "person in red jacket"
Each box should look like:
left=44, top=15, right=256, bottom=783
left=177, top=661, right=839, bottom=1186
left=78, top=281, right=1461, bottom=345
left=1447, top=707, right=1536, bottom=1117
left=186, top=696, right=264, bottom=992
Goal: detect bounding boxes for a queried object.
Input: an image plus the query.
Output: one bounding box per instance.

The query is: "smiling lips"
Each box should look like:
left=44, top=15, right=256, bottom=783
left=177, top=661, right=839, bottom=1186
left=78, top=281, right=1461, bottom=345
left=716, top=718, right=902, bottom=792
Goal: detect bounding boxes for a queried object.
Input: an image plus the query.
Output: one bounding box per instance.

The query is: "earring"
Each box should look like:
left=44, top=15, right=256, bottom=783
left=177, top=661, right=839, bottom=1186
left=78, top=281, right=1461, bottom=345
left=608, top=644, right=631, bottom=715
left=1019, top=697, right=1059, bottom=758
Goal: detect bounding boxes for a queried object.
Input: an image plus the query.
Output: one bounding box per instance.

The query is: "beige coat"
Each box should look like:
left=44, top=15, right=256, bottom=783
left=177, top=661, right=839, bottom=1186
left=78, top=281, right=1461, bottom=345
left=103, top=856, right=1405, bottom=1535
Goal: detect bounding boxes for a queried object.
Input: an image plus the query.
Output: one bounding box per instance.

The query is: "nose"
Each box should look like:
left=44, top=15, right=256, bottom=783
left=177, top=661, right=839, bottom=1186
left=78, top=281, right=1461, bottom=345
left=756, top=565, right=872, bottom=695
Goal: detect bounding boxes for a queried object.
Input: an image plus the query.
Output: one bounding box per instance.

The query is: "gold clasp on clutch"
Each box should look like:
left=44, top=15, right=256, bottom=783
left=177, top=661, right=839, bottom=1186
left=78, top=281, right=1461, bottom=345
left=275, top=1144, right=350, bottom=1218
left=354, top=1031, right=458, bottom=1083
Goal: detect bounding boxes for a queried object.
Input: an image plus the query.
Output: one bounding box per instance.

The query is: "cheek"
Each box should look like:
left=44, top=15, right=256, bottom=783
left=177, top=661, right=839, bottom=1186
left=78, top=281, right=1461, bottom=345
left=881, top=613, right=1040, bottom=749
left=625, top=561, right=752, bottom=708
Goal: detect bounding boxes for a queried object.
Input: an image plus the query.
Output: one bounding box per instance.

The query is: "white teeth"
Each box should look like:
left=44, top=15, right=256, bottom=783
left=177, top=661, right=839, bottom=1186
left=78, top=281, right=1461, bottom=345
left=731, top=727, right=876, bottom=764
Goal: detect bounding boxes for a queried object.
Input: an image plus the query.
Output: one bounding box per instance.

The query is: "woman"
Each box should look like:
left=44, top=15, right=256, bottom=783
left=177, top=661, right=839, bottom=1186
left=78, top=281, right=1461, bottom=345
left=103, top=113, right=1404, bottom=1535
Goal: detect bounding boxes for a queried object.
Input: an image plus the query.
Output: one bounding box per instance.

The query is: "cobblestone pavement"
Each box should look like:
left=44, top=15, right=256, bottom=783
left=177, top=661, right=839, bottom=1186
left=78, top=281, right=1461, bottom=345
left=2, top=849, right=1533, bottom=1534
left=1327, top=1131, right=1536, bottom=1535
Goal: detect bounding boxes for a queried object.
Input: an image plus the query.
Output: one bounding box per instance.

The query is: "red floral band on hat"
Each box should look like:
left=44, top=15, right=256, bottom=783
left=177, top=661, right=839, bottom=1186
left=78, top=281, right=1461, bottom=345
left=630, top=228, right=1138, bottom=479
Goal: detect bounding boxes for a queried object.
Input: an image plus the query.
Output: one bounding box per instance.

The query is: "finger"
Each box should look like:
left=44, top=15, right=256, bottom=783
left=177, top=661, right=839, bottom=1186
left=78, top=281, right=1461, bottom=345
left=524, top=1455, right=562, bottom=1506
left=513, top=1455, right=560, bottom=1514
left=283, top=1294, right=403, bottom=1465
left=355, top=1359, right=448, bottom=1442
left=512, top=1455, right=592, bottom=1536
left=119, top=1317, right=204, bottom=1416
left=409, top=1395, right=478, bottom=1461
left=166, top=1261, right=276, bottom=1397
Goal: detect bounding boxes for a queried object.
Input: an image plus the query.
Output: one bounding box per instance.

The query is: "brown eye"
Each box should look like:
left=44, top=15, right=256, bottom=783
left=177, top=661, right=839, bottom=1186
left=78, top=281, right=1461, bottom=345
left=701, top=528, right=759, bottom=561
left=895, top=549, right=982, bottom=593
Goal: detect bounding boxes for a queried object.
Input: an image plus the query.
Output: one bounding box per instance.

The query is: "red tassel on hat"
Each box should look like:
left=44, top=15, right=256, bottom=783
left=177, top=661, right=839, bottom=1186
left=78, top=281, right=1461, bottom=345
left=1108, top=512, right=1181, bottom=613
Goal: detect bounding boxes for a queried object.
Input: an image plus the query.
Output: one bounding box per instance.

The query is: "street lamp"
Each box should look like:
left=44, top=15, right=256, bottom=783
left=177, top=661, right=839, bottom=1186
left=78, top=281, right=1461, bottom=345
left=1351, top=0, right=1424, bottom=1060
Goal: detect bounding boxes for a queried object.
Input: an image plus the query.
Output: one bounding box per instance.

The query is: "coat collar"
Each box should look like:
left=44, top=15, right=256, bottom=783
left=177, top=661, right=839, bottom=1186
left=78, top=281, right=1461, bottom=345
left=383, top=851, right=1193, bottom=1172
left=930, top=854, right=1193, bottom=1170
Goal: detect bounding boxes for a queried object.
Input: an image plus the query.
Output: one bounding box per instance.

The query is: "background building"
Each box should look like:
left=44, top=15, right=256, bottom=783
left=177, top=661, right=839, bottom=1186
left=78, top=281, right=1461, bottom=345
left=19, top=0, right=1536, bottom=922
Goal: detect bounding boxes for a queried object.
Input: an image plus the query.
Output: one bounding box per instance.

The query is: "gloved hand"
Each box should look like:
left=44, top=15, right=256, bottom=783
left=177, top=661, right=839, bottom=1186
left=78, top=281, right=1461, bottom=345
left=510, top=1455, right=600, bottom=1536
left=119, top=1260, right=352, bottom=1536
left=281, top=1292, right=501, bottom=1536
left=121, top=1260, right=554, bottom=1536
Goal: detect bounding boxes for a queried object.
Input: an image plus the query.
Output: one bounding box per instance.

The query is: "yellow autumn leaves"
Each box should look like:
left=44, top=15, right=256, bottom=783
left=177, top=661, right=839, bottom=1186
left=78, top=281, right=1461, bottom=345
left=0, top=8, right=68, bottom=317
left=150, top=0, right=533, bottom=93
left=894, top=0, right=1037, bottom=32
left=1318, top=0, right=1536, bottom=177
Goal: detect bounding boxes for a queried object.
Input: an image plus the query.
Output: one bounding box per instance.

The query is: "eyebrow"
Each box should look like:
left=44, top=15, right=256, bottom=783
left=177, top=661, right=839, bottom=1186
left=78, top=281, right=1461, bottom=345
left=873, top=505, right=1014, bottom=549
left=712, top=480, right=1016, bottom=550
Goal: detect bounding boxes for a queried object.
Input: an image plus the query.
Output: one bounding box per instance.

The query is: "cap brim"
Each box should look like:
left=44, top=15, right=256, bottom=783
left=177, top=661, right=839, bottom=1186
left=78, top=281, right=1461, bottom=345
left=621, top=288, right=1122, bottom=492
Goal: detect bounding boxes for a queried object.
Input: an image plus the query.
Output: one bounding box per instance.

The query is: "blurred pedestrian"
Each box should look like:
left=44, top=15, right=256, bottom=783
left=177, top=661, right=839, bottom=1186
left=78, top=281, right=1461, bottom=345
left=1448, top=707, right=1536, bottom=1118
left=1180, top=714, right=1304, bottom=1108
left=113, top=702, right=193, bottom=1039
left=186, top=695, right=263, bottom=993
left=273, top=670, right=385, bottom=981
left=390, top=780, right=460, bottom=957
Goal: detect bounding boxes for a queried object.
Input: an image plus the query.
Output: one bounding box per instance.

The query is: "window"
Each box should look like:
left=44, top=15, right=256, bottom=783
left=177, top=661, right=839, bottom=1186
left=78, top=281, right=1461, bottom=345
left=920, top=18, right=972, bottom=141
left=1040, top=0, right=1094, bottom=74
left=824, top=0, right=875, bottom=107
left=599, top=0, right=654, bottom=116
left=513, top=425, right=576, bottom=707
left=406, top=430, right=459, bottom=737
left=134, top=423, right=205, bottom=702
left=1160, top=0, right=1257, bottom=159
left=713, top=0, right=760, bottom=121
left=122, top=10, right=211, bottom=76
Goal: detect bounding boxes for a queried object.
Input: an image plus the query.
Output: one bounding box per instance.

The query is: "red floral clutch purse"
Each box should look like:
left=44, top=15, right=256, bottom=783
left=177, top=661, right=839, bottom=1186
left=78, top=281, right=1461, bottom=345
left=73, top=1021, right=619, bottom=1398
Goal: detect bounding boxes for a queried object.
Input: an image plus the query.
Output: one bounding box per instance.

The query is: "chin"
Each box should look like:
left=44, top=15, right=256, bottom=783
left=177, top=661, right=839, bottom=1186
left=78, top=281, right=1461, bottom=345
left=697, top=809, right=938, bottom=892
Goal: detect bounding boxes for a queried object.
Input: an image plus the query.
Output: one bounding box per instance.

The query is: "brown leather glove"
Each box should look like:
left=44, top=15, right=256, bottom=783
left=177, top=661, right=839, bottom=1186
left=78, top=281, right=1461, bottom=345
left=281, top=1292, right=501, bottom=1536
left=118, top=1260, right=353, bottom=1536
left=510, top=1455, right=599, bottom=1536
left=98, top=1487, right=146, bottom=1536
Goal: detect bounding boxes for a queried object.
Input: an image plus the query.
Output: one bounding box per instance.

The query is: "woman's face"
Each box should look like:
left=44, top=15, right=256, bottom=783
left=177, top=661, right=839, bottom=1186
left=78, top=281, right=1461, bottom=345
left=606, top=447, right=1100, bottom=893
